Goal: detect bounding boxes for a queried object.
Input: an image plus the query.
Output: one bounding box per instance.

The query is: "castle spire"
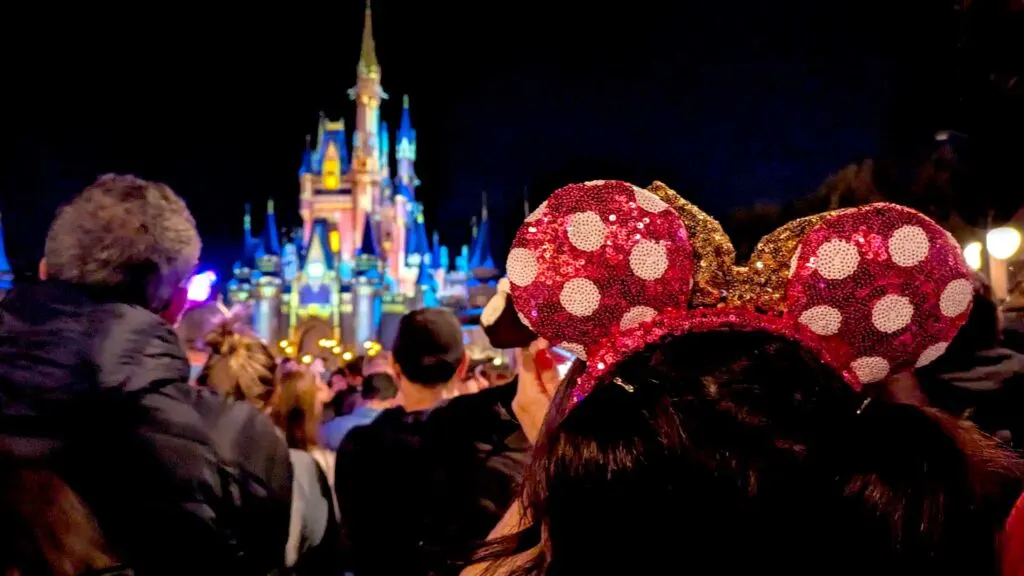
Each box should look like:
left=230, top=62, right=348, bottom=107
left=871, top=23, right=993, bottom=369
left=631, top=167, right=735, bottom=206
left=260, top=198, right=281, bottom=257
left=0, top=211, right=12, bottom=291
left=470, top=194, right=495, bottom=271
left=357, top=0, right=380, bottom=78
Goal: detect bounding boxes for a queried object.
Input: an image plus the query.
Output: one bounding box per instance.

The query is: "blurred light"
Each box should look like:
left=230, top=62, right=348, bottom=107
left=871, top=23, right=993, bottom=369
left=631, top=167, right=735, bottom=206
left=285, top=346, right=295, bottom=355
left=367, top=348, right=379, bottom=357
left=278, top=340, right=290, bottom=349
left=329, top=230, right=341, bottom=254
left=300, top=354, right=313, bottom=364
left=307, top=261, right=325, bottom=278
left=934, top=130, right=950, bottom=142
left=331, top=346, right=342, bottom=354
left=363, top=341, right=374, bottom=349
left=963, top=241, right=983, bottom=271
left=186, top=271, right=217, bottom=302
left=491, top=357, right=503, bottom=366
left=342, top=351, right=355, bottom=361
left=987, top=227, right=1022, bottom=260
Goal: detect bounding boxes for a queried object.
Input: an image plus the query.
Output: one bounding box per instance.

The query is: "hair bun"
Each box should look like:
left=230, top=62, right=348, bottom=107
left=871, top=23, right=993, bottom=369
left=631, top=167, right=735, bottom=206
left=204, top=319, right=246, bottom=356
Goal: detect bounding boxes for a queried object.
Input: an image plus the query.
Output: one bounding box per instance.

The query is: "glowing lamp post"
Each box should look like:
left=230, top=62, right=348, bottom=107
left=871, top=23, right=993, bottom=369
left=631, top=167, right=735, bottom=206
left=986, top=226, right=1021, bottom=301
left=963, top=241, right=984, bottom=271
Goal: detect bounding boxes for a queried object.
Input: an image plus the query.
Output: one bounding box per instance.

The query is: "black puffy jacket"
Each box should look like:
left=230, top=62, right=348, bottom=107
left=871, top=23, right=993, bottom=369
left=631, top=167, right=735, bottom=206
left=0, top=282, right=292, bottom=575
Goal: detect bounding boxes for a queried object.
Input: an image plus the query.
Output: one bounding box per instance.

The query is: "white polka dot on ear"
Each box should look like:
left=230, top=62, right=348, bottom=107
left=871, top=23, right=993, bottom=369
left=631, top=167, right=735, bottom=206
left=507, top=248, right=539, bottom=286
left=789, top=246, right=802, bottom=278
left=850, top=356, right=890, bottom=384
left=940, top=278, right=973, bottom=317
left=798, top=305, right=842, bottom=336
left=524, top=200, right=548, bottom=223
left=558, top=342, right=587, bottom=361
left=888, top=225, right=930, bottom=267
left=629, top=240, right=669, bottom=280
left=480, top=291, right=506, bottom=327
left=517, top=310, right=533, bottom=330
left=815, top=239, right=860, bottom=280
left=871, top=295, right=914, bottom=333
left=567, top=211, right=607, bottom=252
left=633, top=187, right=669, bottom=213
left=916, top=342, right=949, bottom=368
left=560, top=278, right=601, bottom=317
left=619, top=306, right=657, bottom=331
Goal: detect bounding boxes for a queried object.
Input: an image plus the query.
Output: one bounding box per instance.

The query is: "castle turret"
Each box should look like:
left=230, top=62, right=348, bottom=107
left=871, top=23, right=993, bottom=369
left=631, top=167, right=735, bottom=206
left=228, top=204, right=258, bottom=305
left=431, top=231, right=442, bottom=270
left=253, top=199, right=284, bottom=343
left=0, top=211, right=12, bottom=295
left=395, top=95, right=419, bottom=199
left=352, top=212, right=383, bottom=348
left=380, top=120, right=392, bottom=199
left=470, top=193, right=496, bottom=272
left=415, top=208, right=432, bottom=267
left=415, top=252, right=439, bottom=308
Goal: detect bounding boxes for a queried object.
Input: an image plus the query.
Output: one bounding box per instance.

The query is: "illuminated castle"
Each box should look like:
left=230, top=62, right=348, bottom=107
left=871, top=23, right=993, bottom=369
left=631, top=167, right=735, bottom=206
left=226, top=1, right=496, bottom=359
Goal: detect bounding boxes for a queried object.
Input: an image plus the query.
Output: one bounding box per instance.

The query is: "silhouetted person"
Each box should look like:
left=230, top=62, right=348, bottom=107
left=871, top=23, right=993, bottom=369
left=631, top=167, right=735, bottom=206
left=0, top=175, right=291, bottom=575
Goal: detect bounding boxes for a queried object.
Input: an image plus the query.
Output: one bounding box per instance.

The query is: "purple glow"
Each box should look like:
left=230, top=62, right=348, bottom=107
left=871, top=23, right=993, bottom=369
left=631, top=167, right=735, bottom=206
left=187, top=271, right=217, bottom=302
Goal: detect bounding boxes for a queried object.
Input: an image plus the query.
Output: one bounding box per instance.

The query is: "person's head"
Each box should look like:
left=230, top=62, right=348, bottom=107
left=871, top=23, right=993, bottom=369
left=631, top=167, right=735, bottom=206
left=343, top=355, right=365, bottom=388
left=478, top=330, right=1023, bottom=575
left=391, top=308, right=468, bottom=388
left=0, top=468, right=119, bottom=576
left=361, top=372, right=398, bottom=406
left=271, top=369, right=324, bottom=450
left=328, top=367, right=349, bottom=392
left=197, top=325, right=277, bottom=411
left=42, top=174, right=201, bottom=317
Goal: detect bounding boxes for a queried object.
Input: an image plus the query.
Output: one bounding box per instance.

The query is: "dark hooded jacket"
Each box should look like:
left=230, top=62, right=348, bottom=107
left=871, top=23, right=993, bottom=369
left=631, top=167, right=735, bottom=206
left=0, top=282, right=292, bottom=575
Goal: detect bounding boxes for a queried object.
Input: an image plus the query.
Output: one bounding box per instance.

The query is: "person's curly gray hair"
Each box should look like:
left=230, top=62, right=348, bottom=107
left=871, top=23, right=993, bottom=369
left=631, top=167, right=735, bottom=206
left=44, top=174, right=201, bottom=311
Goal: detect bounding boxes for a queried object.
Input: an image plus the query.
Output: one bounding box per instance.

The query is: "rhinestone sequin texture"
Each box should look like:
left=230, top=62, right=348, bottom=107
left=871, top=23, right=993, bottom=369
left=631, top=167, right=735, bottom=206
left=507, top=181, right=974, bottom=411
left=507, top=181, right=694, bottom=361
left=787, top=203, right=973, bottom=386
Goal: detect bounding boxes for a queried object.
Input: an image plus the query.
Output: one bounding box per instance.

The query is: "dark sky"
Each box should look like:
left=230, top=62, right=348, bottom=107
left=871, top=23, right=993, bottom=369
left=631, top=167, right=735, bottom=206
left=1, top=0, right=1019, bottom=277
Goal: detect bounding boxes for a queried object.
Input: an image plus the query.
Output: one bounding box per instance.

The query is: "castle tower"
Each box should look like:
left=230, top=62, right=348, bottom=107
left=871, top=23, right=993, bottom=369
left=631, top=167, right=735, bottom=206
left=352, top=212, right=383, bottom=348
left=414, top=253, right=440, bottom=309
left=227, top=204, right=258, bottom=305
left=395, top=95, right=419, bottom=199
left=470, top=193, right=496, bottom=272
left=349, top=0, right=387, bottom=248
left=253, top=199, right=284, bottom=343
left=0, top=211, right=12, bottom=296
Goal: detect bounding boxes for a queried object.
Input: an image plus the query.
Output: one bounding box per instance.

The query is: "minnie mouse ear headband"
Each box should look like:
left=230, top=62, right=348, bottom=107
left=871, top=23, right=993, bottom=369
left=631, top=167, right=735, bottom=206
left=481, top=278, right=539, bottom=349
left=505, top=180, right=974, bottom=408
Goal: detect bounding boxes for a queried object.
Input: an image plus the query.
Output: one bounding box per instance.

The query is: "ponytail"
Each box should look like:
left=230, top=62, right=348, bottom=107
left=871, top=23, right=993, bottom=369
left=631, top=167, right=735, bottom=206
left=197, top=322, right=277, bottom=410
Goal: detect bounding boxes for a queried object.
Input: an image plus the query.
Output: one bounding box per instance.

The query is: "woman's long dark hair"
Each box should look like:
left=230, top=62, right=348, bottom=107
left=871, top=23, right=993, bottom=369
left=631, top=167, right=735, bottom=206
left=471, top=330, right=1023, bottom=575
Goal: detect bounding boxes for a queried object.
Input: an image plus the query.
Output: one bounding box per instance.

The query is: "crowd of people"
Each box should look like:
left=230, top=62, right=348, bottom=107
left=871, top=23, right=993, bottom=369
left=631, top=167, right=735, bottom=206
left=1, top=174, right=1024, bottom=576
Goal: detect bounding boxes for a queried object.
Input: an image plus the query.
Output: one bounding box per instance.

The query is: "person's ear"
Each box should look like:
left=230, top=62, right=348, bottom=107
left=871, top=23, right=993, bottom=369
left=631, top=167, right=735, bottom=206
left=456, top=351, right=470, bottom=380
left=38, top=258, right=47, bottom=280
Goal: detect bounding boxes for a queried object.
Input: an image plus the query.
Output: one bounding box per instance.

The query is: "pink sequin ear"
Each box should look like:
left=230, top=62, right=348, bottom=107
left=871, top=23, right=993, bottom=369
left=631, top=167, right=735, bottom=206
left=785, top=203, right=973, bottom=388
left=507, top=181, right=695, bottom=360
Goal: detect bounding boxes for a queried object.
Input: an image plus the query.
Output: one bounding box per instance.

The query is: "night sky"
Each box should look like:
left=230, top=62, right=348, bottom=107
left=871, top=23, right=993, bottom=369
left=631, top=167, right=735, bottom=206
left=2, top=0, right=1020, bottom=278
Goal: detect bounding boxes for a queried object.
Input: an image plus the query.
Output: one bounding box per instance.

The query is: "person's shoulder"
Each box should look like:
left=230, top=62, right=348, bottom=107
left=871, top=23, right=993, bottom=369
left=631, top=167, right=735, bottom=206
left=429, top=383, right=517, bottom=434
